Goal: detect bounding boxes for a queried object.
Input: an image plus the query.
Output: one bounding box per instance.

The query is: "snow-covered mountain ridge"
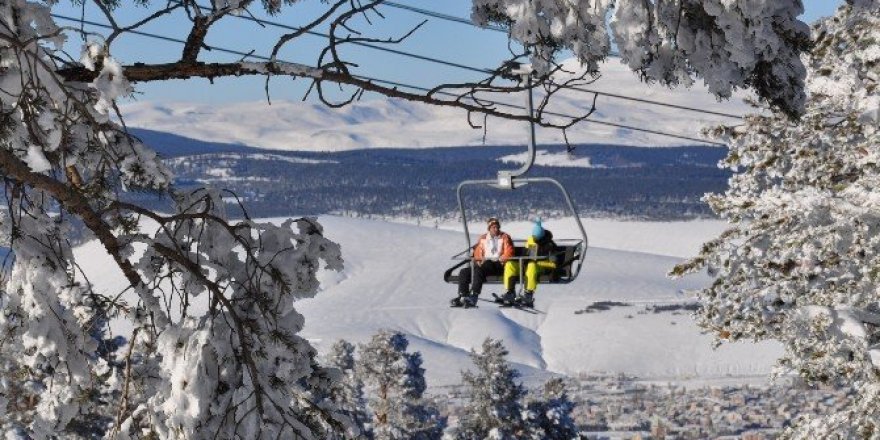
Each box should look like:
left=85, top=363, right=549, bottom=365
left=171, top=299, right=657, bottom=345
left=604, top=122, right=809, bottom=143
left=121, top=61, right=752, bottom=151
left=75, top=215, right=782, bottom=389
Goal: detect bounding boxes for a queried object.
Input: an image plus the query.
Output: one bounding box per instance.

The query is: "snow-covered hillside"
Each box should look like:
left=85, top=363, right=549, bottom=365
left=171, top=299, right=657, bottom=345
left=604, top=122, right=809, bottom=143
left=121, top=60, right=751, bottom=151
left=75, top=216, right=782, bottom=388
left=300, top=217, right=781, bottom=387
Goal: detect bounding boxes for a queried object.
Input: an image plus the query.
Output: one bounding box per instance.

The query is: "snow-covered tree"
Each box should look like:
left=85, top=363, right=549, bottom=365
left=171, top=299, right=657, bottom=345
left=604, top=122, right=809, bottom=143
left=0, top=0, right=814, bottom=438
left=452, top=338, right=532, bottom=439
left=525, top=378, right=584, bottom=439
left=326, top=339, right=371, bottom=439
left=0, top=2, right=348, bottom=437
left=672, top=1, right=880, bottom=437
left=358, top=330, right=444, bottom=440
left=472, top=0, right=812, bottom=117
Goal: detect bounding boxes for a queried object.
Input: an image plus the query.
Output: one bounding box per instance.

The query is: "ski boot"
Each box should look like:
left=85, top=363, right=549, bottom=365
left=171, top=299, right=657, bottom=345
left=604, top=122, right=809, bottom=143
left=450, top=295, right=466, bottom=307
left=494, top=290, right=517, bottom=306
left=516, top=290, right=535, bottom=308
left=461, top=294, right=478, bottom=308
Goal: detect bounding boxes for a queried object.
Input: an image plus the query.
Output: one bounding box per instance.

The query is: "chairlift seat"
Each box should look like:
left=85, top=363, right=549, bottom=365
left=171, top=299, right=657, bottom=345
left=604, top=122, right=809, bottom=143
left=443, top=243, right=582, bottom=285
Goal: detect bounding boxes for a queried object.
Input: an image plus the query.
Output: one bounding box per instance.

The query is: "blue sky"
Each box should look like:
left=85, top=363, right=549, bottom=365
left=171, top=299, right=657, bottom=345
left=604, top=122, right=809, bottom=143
left=51, top=0, right=843, bottom=104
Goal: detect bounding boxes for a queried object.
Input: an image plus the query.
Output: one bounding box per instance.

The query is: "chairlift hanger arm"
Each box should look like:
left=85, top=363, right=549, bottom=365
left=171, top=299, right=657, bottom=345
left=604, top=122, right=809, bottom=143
left=499, top=64, right=538, bottom=184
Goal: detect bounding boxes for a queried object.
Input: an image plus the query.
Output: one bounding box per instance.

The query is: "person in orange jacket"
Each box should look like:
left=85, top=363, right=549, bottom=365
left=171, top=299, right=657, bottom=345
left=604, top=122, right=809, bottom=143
left=451, top=217, right=514, bottom=307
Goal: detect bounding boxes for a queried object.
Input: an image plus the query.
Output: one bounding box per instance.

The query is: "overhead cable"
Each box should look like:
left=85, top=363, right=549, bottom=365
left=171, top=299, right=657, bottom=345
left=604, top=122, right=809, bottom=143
left=173, top=1, right=745, bottom=120
left=50, top=13, right=726, bottom=147
left=383, top=1, right=508, bottom=32
left=383, top=1, right=744, bottom=120
left=363, top=77, right=728, bottom=147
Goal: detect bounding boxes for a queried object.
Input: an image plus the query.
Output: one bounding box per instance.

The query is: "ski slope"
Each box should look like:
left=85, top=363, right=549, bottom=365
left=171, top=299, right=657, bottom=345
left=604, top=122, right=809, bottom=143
left=73, top=216, right=781, bottom=388
left=299, top=216, right=781, bottom=387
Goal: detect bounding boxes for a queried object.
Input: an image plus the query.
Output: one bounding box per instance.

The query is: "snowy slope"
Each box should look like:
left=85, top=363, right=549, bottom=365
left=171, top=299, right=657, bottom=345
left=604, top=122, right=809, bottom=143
left=299, top=217, right=780, bottom=387
left=73, top=216, right=781, bottom=388
left=121, top=60, right=751, bottom=151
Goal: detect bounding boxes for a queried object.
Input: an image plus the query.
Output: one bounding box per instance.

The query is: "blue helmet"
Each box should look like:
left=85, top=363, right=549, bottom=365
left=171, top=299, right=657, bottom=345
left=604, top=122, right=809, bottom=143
left=531, top=218, right=544, bottom=239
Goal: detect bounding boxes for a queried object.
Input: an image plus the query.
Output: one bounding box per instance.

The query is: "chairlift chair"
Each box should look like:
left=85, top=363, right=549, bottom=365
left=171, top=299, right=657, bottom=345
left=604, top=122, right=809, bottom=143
left=443, top=64, right=589, bottom=289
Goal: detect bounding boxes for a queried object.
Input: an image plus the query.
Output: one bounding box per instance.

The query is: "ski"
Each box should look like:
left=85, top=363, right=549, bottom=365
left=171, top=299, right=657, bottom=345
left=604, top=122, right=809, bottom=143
left=450, top=297, right=479, bottom=308
left=490, top=292, right=513, bottom=305
left=488, top=294, right=541, bottom=314
left=498, top=303, right=539, bottom=314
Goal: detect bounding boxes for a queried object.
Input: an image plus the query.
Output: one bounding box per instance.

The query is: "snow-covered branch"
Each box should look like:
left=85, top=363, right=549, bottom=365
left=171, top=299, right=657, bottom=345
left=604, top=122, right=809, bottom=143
left=473, top=0, right=811, bottom=117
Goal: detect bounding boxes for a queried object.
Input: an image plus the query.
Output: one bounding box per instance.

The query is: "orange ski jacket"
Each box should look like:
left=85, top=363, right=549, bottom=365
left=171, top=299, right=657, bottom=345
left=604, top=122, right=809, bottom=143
left=473, top=232, right=515, bottom=264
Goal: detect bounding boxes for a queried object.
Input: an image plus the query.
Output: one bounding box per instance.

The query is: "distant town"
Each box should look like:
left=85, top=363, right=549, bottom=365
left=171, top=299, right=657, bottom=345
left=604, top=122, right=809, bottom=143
left=439, top=374, right=850, bottom=440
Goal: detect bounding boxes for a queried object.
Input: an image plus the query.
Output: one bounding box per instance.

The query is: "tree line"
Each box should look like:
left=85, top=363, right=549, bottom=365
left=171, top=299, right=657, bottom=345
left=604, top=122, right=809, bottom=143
left=151, top=142, right=729, bottom=221
left=323, top=331, right=584, bottom=439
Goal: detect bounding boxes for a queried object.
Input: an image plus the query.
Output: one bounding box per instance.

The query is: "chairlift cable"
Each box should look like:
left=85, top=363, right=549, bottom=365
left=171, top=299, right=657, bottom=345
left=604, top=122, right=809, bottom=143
left=171, top=1, right=745, bottom=120
left=381, top=1, right=745, bottom=120
left=384, top=1, right=508, bottom=33
left=50, top=13, right=727, bottom=147
left=348, top=74, right=728, bottom=147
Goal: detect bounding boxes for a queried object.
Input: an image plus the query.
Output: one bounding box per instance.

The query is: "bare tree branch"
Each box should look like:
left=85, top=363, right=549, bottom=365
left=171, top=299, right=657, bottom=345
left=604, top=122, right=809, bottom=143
left=56, top=60, right=594, bottom=129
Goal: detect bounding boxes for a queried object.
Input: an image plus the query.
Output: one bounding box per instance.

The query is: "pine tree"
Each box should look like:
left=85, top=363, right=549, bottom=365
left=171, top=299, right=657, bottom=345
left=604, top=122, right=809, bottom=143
left=526, top=378, right=584, bottom=440
left=0, top=0, right=815, bottom=436
left=326, top=340, right=371, bottom=439
left=672, top=1, right=880, bottom=437
left=358, top=330, right=444, bottom=440
left=0, top=251, right=125, bottom=439
left=452, top=338, right=531, bottom=439
left=472, top=0, right=811, bottom=116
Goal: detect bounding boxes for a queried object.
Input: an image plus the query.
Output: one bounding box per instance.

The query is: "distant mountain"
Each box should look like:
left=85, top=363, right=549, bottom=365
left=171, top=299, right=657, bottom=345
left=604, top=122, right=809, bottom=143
left=133, top=129, right=729, bottom=220
left=121, top=60, right=751, bottom=152
left=129, top=128, right=260, bottom=158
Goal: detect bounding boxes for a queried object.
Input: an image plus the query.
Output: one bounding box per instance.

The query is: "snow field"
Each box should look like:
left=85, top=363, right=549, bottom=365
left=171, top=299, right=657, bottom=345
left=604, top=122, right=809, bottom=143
left=73, top=215, right=782, bottom=389
left=299, top=216, right=782, bottom=387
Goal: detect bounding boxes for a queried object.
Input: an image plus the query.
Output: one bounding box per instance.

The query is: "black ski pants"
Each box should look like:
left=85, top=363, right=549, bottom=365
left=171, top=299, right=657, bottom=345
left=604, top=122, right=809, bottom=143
left=458, top=260, right=504, bottom=296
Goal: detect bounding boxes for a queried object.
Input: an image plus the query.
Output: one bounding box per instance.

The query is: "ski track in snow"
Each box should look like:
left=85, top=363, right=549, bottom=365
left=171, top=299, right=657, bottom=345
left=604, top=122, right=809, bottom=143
left=73, top=215, right=782, bottom=389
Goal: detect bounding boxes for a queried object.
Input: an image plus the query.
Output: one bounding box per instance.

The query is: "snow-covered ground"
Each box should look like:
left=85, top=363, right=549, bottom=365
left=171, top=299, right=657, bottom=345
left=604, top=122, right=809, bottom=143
left=121, top=60, right=751, bottom=151
left=498, top=150, right=595, bottom=168
left=74, top=216, right=782, bottom=389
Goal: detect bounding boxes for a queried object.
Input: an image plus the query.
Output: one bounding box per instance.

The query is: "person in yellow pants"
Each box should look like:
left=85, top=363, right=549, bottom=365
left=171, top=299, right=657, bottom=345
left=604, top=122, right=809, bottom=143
left=500, top=218, right=556, bottom=307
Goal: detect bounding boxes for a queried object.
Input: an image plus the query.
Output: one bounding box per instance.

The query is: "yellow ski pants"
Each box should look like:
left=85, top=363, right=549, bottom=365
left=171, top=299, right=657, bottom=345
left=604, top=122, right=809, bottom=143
left=503, top=260, right=556, bottom=291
